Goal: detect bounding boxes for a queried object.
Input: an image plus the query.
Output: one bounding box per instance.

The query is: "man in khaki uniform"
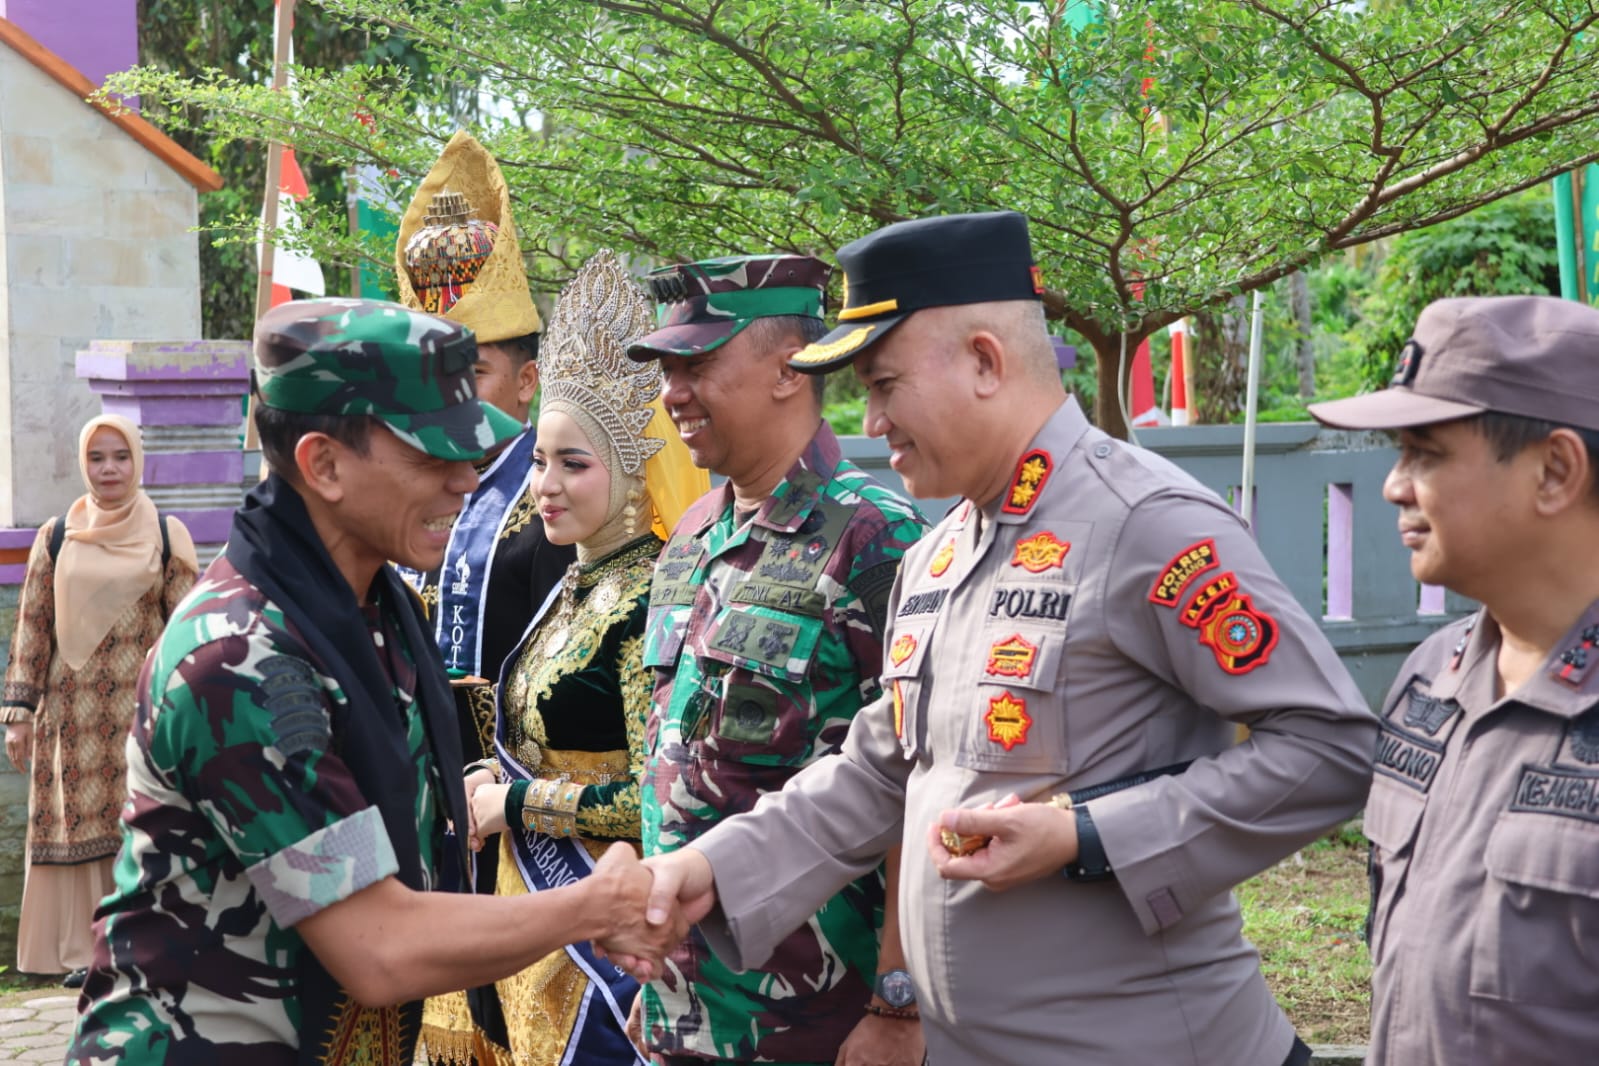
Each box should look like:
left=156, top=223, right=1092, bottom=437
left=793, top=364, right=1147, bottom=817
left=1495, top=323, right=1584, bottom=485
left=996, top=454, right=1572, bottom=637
left=617, top=212, right=1376, bottom=1064
left=1310, top=295, right=1599, bottom=1066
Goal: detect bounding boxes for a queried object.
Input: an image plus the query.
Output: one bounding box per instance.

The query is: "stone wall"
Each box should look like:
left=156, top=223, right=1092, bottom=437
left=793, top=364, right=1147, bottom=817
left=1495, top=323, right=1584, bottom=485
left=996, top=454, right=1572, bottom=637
left=0, top=42, right=203, bottom=527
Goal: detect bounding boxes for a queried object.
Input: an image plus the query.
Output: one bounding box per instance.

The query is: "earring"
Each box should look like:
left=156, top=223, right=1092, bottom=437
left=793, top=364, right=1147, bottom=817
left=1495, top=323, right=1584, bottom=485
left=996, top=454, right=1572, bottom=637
left=622, top=482, right=646, bottom=535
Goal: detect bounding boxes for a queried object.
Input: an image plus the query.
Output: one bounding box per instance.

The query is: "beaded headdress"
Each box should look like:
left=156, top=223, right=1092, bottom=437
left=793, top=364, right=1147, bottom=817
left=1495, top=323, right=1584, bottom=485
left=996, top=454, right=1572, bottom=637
left=395, top=130, right=542, bottom=344
left=539, top=250, right=664, bottom=475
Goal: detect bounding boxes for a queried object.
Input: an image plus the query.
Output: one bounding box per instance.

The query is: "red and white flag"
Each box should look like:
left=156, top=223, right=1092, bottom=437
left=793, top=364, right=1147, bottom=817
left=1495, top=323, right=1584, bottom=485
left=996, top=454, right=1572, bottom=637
left=258, top=0, right=324, bottom=308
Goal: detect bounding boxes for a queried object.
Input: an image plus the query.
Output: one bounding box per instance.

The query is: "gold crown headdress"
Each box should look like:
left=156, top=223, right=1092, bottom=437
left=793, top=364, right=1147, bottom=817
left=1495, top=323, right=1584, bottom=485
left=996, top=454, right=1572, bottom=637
left=395, top=130, right=542, bottom=343
left=539, top=250, right=664, bottom=475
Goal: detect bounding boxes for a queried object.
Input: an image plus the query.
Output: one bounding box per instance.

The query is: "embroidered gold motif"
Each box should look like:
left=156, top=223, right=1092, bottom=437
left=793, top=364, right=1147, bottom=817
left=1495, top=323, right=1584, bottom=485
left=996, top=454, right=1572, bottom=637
left=1011, top=531, right=1070, bottom=573
left=985, top=634, right=1039, bottom=680
left=889, top=633, right=918, bottom=666
left=499, top=486, right=539, bottom=539
left=984, top=690, right=1033, bottom=750
left=1002, top=449, right=1053, bottom=515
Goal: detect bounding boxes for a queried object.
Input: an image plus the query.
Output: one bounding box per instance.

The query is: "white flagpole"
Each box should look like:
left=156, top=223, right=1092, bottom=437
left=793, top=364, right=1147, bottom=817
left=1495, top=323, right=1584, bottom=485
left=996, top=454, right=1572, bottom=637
left=246, top=0, right=297, bottom=453
left=1240, top=290, right=1265, bottom=528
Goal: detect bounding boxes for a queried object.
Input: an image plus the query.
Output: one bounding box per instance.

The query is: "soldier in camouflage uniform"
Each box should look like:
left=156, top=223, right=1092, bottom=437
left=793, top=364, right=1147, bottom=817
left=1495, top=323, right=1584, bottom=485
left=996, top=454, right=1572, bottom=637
left=68, top=298, right=693, bottom=1066
left=625, top=257, right=929, bottom=1065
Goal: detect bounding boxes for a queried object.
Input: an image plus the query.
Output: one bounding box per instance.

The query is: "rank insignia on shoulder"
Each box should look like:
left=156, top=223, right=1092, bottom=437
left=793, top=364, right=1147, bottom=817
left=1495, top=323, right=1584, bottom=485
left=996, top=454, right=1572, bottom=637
left=1179, top=571, right=1239, bottom=628
left=929, top=538, right=956, bottom=577
left=1012, top=531, right=1070, bottom=573
left=1197, top=592, right=1279, bottom=674
left=889, top=632, right=918, bottom=667
left=985, top=690, right=1033, bottom=750
left=892, top=679, right=906, bottom=739
left=1149, top=538, right=1219, bottom=607
left=985, top=634, right=1039, bottom=680
left=1001, top=449, right=1053, bottom=515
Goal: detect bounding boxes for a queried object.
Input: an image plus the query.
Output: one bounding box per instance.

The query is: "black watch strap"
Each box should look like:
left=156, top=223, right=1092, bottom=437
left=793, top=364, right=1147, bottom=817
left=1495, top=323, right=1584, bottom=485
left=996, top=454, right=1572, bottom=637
left=1063, top=806, right=1113, bottom=882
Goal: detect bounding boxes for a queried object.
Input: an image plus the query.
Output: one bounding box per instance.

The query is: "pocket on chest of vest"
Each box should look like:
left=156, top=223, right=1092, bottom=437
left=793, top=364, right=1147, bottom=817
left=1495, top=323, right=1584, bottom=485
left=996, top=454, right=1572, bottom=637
left=1470, top=807, right=1599, bottom=1009
left=643, top=604, right=693, bottom=672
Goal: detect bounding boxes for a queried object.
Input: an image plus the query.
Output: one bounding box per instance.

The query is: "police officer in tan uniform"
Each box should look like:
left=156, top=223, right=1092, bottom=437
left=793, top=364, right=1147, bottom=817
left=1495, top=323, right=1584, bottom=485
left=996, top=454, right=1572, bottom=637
left=612, top=212, right=1377, bottom=1065
left=1309, top=295, right=1599, bottom=1066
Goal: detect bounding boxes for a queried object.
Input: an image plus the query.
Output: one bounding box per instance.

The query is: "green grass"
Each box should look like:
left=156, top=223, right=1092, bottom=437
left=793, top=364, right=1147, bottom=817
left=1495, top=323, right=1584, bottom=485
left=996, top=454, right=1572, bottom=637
left=1238, top=821, right=1372, bottom=1045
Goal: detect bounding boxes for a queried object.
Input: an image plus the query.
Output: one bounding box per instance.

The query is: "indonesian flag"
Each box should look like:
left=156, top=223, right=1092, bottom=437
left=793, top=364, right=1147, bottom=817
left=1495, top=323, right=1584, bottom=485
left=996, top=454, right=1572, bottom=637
left=261, top=146, right=325, bottom=306
left=257, top=0, right=324, bottom=307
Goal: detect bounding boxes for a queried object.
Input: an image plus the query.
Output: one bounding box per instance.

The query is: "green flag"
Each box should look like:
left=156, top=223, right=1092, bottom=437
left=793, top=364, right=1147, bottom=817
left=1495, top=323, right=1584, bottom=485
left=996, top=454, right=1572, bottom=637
left=1553, top=164, right=1599, bottom=305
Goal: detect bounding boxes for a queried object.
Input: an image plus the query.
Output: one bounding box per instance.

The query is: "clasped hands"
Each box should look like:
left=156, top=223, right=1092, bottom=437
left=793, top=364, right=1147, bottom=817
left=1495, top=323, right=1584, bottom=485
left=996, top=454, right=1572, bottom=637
left=463, top=768, right=716, bottom=979
left=592, top=848, right=717, bottom=981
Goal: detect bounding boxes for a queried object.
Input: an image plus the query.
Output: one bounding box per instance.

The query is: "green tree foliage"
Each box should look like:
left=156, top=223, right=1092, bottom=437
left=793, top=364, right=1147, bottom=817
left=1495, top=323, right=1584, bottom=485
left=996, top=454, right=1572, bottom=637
left=135, top=0, right=440, bottom=339
left=115, top=0, right=1599, bottom=436
left=1343, top=191, right=1560, bottom=392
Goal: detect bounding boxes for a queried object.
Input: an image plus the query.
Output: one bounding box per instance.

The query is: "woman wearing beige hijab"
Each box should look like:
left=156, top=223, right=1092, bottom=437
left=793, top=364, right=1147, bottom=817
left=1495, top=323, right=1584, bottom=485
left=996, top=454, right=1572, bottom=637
left=0, top=414, right=198, bottom=985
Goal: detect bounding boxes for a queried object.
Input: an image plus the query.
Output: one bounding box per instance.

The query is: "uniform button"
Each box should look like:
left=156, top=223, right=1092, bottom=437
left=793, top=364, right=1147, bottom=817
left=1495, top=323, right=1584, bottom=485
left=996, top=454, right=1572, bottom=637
left=1093, top=443, right=1112, bottom=458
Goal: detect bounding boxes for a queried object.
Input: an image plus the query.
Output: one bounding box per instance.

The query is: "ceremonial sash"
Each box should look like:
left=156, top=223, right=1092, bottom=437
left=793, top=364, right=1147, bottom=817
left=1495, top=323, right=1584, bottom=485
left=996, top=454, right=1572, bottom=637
left=489, top=587, right=645, bottom=1066
left=400, top=427, right=538, bottom=675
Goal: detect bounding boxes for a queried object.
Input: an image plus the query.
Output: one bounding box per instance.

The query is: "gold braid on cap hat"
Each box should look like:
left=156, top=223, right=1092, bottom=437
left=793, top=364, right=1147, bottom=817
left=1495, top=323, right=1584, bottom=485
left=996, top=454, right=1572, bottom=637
left=539, top=250, right=664, bottom=475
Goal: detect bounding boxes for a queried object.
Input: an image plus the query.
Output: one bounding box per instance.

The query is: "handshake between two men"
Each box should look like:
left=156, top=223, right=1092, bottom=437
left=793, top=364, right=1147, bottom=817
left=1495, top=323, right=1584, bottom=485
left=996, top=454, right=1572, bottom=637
left=589, top=796, right=1085, bottom=982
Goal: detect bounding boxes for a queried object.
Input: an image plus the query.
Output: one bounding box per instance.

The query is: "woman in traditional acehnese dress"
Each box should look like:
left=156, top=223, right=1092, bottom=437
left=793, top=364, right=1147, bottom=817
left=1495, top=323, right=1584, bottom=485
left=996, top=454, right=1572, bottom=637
left=420, top=250, right=704, bottom=1065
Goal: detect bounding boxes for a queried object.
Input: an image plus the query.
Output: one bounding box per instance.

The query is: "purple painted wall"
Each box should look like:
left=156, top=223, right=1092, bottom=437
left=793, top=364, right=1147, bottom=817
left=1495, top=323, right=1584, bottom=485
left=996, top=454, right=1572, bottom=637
left=0, top=0, right=137, bottom=96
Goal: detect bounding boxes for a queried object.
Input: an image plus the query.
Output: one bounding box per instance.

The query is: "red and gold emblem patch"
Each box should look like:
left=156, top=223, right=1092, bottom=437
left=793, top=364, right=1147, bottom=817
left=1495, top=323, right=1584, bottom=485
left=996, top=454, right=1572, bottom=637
left=1149, top=539, right=1219, bottom=607
left=985, top=634, right=1039, bottom=680
left=985, top=690, right=1033, bottom=750
left=1030, top=265, right=1046, bottom=294
left=1011, top=531, right=1071, bottom=573
left=929, top=538, right=956, bottom=577
left=892, top=679, right=905, bottom=739
left=1180, top=571, right=1239, bottom=628
left=1001, top=449, right=1053, bottom=515
left=889, top=632, right=918, bottom=667
left=1197, top=592, right=1279, bottom=674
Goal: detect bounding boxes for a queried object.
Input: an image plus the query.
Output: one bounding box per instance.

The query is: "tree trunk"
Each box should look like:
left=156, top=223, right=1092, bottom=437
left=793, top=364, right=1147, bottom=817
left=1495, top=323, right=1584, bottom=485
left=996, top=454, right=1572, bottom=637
left=1191, top=296, right=1251, bottom=424
left=1090, top=335, right=1133, bottom=441
left=1288, top=270, right=1316, bottom=398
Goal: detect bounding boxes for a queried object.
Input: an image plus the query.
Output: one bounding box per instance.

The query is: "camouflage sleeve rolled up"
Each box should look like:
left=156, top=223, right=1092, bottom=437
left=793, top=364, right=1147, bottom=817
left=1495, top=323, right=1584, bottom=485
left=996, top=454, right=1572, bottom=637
left=145, top=624, right=400, bottom=926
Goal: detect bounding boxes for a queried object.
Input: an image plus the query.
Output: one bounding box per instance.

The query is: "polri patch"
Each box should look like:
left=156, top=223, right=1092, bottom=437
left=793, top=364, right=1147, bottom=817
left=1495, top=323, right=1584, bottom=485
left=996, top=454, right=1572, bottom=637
left=1001, top=449, right=1053, bottom=515
left=1197, top=592, right=1279, bottom=674
left=1149, top=539, right=1219, bottom=607
left=889, top=632, right=918, bottom=667
left=1179, top=571, right=1240, bottom=628
left=984, top=690, right=1033, bottom=750
left=929, top=538, right=956, bottom=577
left=985, top=634, right=1039, bottom=680
left=1012, top=531, right=1070, bottom=573
left=989, top=585, right=1072, bottom=622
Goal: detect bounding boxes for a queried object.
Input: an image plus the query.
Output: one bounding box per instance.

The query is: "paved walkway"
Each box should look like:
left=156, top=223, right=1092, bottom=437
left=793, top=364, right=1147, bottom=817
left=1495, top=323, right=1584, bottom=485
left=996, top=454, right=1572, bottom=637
left=0, top=992, right=77, bottom=1062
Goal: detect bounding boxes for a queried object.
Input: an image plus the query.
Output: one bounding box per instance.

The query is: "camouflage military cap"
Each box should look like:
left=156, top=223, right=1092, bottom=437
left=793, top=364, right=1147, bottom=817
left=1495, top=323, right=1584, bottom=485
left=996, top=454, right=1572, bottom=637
left=253, top=297, right=524, bottom=461
left=627, top=254, right=830, bottom=360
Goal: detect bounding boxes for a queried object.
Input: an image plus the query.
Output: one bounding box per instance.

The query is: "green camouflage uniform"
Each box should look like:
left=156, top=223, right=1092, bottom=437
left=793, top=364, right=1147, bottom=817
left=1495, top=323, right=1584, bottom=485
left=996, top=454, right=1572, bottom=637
left=67, top=562, right=437, bottom=1063
left=69, top=298, right=513, bottom=1065
left=640, top=424, right=926, bottom=1063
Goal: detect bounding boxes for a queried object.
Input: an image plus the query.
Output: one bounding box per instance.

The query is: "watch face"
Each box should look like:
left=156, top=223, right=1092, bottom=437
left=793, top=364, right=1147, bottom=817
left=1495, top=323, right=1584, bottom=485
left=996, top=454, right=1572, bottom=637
left=877, top=968, right=916, bottom=1008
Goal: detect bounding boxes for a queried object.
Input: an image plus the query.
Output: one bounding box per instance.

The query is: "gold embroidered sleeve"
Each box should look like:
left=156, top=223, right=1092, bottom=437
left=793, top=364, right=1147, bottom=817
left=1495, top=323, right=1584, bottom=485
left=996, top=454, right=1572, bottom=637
left=574, top=632, right=650, bottom=841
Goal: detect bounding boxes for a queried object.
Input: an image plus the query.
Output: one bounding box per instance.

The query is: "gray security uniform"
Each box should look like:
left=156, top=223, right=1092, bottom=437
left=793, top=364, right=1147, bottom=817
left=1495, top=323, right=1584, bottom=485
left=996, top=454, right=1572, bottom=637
left=1366, top=603, right=1599, bottom=1066
left=693, top=396, right=1376, bottom=1065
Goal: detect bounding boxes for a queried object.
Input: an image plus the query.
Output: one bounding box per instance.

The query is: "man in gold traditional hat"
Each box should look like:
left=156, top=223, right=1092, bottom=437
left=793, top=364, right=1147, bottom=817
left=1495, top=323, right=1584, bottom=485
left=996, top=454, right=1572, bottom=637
left=393, top=131, right=576, bottom=770
left=394, top=128, right=580, bottom=1064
